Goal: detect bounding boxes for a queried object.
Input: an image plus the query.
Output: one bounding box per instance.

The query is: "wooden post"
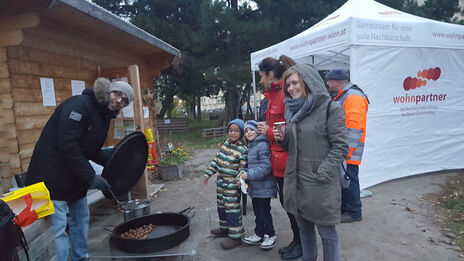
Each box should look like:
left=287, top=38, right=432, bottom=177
left=128, top=64, right=149, bottom=199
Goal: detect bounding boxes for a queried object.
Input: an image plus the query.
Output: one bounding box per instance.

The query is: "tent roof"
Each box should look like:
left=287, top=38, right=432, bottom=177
left=251, top=0, right=464, bottom=71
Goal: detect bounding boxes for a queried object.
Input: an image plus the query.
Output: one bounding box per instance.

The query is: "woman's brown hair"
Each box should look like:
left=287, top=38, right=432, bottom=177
left=282, top=68, right=311, bottom=98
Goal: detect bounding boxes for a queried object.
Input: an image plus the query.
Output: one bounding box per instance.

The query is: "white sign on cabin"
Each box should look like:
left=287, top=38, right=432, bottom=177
left=71, top=80, right=86, bottom=96
left=40, top=78, right=56, bottom=107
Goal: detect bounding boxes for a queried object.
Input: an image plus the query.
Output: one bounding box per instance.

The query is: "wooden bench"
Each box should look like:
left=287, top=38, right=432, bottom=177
left=157, top=118, right=189, bottom=134
left=201, top=127, right=227, bottom=138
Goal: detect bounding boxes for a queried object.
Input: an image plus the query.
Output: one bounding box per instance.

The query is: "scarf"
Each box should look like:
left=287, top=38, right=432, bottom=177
left=284, top=95, right=314, bottom=123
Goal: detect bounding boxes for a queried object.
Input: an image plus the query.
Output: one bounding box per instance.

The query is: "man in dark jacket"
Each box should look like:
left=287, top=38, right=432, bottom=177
left=25, top=78, right=134, bottom=261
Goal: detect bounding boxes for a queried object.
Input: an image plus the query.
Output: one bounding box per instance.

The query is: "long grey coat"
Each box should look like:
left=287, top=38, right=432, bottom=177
left=279, top=64, right=348, bottom=225
left=246, top=134, right=277, bottom=198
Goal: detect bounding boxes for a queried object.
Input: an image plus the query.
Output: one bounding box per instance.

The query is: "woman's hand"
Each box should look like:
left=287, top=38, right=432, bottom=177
left=203, top=176, right=209, bottom=185
left=273, top=126, right=285, bottom=141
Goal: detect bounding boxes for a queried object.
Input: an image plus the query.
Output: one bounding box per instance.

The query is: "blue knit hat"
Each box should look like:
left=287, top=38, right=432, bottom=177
left=228, top=118, right=245, bottom=133
left=244, top=120, right=258, bottom=133
left=326, top=69, right=350, bottom=80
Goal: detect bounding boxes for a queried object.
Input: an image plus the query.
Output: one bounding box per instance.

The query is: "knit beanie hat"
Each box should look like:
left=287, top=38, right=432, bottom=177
left=228, top=118, right=245, bottom=133
left=109, top=81, right=134, bottom=103
left=326, top=69, right=350, bottom=80
left=244, top=120, right=258, bottom=133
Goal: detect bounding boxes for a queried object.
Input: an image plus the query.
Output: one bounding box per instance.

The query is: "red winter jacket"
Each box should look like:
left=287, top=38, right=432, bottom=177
left=264, top=79, right=288, bottom=178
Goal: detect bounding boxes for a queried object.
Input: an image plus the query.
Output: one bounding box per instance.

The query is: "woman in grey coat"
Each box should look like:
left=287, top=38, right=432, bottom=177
left=274, top=64, right=348, bottom=261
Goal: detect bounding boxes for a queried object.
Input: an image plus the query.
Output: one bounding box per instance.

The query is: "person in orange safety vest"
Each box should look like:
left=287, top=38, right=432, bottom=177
left=326, top=69, right=369, bottom=224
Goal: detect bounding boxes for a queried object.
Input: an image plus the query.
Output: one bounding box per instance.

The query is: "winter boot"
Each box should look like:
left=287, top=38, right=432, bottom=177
left=220, top=238, right=242, bottom=250
left=211, top=228, right=228, bottom=237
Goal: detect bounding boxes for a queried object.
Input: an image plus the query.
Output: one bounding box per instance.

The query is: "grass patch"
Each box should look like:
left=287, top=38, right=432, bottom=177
left=438, top=174, right=464, bottom=250
left=158, top=119, right=225, bottom=155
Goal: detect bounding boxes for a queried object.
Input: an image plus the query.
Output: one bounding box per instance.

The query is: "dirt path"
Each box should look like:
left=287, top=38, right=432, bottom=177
left=149, top=149, right=462, bottom=261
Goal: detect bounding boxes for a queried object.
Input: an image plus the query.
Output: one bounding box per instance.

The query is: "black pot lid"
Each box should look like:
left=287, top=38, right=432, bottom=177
left=102, top=132, right=148, bottom=198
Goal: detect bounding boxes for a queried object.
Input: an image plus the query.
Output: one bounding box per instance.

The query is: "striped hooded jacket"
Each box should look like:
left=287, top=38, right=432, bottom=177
left=205, top=139, right=247, bottom=179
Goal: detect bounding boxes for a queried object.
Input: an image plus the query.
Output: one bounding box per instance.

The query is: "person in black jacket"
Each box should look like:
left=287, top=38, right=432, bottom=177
left=24, top=78, right=134, bottom=261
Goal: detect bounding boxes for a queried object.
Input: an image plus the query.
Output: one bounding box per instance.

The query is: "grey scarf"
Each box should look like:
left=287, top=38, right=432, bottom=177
left=284, top=95, right=314, bottom=123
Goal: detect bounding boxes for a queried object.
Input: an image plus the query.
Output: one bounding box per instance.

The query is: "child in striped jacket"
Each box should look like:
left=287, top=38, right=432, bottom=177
left=204, top=118, right=247, bottom=250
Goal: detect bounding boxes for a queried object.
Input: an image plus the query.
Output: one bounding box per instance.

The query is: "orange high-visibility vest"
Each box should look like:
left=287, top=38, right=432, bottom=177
left=333, top=84, right=369, bottom=165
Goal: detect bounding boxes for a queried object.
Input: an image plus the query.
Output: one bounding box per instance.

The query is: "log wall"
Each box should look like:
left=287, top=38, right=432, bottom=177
left=0, top=12, right=166, bottom=193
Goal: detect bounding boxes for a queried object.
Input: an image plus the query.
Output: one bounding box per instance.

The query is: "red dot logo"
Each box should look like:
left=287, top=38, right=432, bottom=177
left=403, top=67, right=441, bottom=91
left=432, top=67, right=441, bottom=81
left=403, top=77, right=412, bottom=90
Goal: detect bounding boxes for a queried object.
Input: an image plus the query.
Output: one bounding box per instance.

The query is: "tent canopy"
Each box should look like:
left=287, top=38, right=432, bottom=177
left=250, top=0, right=464, bottom=189
left=250, top=0, right=464, bottom=71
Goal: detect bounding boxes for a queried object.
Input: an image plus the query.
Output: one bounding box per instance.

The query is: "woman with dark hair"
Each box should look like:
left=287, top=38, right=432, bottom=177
left=274, top=64, right=348, bottom=261
left=257, top=55, right=302, bottom=259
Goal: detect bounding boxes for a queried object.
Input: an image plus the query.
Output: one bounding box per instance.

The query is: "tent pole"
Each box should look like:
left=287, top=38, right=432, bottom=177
left=252, top=71, right=257, bottom=120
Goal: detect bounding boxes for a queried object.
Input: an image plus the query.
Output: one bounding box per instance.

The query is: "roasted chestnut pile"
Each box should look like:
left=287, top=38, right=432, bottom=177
left=120, top=224, right=155, bottom=240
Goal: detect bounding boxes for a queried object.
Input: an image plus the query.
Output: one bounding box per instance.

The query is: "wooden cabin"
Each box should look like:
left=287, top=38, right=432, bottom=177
left=0, top=0, right=180, bottom=197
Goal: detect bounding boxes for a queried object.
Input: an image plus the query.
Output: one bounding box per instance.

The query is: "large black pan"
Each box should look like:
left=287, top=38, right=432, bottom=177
left=102, top=132, right=148, bottom=198
left=110, top=207, right=195, bottom=253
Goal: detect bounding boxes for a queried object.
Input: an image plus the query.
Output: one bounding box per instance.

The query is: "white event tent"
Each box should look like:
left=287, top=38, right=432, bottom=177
left=250, top=0, right=464, bottom=189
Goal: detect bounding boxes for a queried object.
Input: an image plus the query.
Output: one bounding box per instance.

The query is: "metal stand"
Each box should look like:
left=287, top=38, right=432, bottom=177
left=89, top=209, right=211, bottom=260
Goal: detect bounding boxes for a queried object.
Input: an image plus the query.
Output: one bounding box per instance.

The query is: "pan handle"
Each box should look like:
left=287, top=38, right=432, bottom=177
left=179, top=207, right=195, bottom=218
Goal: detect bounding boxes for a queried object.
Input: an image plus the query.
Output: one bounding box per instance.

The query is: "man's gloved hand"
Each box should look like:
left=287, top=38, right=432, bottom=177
left=89, top=175, right=111, bottom=191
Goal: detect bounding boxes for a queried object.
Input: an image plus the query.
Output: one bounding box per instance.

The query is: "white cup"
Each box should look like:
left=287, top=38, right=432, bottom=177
left=274, top=121, right=286, bottom=137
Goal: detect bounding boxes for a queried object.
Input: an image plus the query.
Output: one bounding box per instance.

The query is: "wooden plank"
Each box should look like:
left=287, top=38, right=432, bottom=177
left=12, top=87, right=71, bottom=103
left=0, top=153, right=8, bottom=164
left=16, top=116, right=48, bottom=130
left=1, top=166, right=18, bottom=179
left=0, top=47, right=6, bottom=63
left=0, top=13, right=40, bottom=30
left=0, top=63, right=9, bottom=78
left=0, top=78, right=11, bottom=93
left=99, top=67, right=128, bottom=79
left=129, top=64, right=148, bottom=199
left=0, top=30, right=22, bottom=47
left=21, top=160, right=30, bottom=172
left=10, top=74, right=93, bottom=90
left=11, top=87, right=41, bottom=102
left=19, top=143, right=35, bottom=160
left=17, top=128, right=41, bottom=145
left=2, top=123, right=17, bottom=139
left=0, top=163, right=11, bottom=178
left=8, top=58, right=96, bottom=80
left=7, top=45, right=98, bottom=72
left=0, top=93, right=13, bottom=108
left=22, top=27, right=143, bottom=70
left=128, top=65, right=144, bottom=132
left=0, top=139, right=19, bottom=154
left=2, top=108, right=14, bottom=123
left=9, top=153, right=21, bottom=169
left=14, top=102, right=55, bottom=117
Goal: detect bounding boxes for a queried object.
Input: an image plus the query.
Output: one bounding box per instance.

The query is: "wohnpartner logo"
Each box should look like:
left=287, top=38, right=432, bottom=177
left=393, top=67, right=446, bottom=105
left=402, top=67, right=441, bottom=91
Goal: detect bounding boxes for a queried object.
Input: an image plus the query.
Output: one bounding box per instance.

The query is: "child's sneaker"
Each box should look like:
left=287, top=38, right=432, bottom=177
left=242, top=234, right=263, bottom=245
left=260, top=234, right=276, bottom=249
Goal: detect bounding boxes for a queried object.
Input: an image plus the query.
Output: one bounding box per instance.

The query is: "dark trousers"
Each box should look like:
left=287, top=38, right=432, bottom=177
left=341, top=164, right=362, bottom=219
left=252, top=197, right=275, bottom=237
left=276, top=177, right=301, bottom=243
